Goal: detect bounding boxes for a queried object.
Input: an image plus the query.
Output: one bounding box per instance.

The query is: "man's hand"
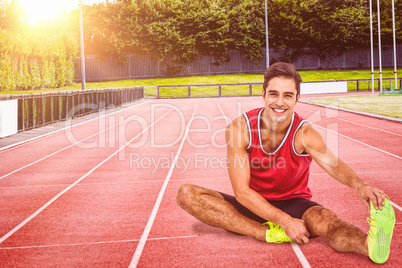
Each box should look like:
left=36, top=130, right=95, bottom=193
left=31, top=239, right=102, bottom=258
left=281, top=216, right=310, bottom=244
left=356, top=184, right=389, bottom=213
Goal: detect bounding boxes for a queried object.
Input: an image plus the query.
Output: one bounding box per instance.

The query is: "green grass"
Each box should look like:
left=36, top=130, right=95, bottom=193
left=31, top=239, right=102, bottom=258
left=299, top=69, right=400, bottom=81
left=306, top=95, right=402, bottom=118
left=1, top=68, right=400, bottom=96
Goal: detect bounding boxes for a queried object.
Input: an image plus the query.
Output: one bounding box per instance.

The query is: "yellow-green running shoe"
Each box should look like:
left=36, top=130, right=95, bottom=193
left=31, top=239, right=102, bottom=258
left=367, top=198, right=396, bottom=264
left=263, top=222, right=293, bottom=243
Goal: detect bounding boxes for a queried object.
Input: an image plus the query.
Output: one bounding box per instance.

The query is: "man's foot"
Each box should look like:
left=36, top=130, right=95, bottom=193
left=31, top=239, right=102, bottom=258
left=367, top=198, right=396, bottom=264
left=263, top=222, right=293, bottom=243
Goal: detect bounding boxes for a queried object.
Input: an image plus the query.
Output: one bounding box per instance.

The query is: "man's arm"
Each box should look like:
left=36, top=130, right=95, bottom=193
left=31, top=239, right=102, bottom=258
left=298, top=123, right=388, bottom=211
left=226, top=116, right=310, bottom=244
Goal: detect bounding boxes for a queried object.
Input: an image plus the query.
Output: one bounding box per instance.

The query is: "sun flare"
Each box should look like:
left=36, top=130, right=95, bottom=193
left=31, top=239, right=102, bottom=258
left=18, top=0, right=107, bottom=26
left=18, top=0, right=78, bottom=25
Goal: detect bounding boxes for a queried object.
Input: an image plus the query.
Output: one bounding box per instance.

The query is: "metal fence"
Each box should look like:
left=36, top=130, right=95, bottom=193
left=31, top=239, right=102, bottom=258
left=74, top=45, right=402, bottom=82
left=0, top=87, right=144, bottom=132
left=157, top=83, right=260, bottom=98
left=156, top=78, right=402, bottom=98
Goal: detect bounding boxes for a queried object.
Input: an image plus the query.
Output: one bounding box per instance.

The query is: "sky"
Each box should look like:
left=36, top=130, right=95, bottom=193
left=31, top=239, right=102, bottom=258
left=18, top=0, right=111, bottom=25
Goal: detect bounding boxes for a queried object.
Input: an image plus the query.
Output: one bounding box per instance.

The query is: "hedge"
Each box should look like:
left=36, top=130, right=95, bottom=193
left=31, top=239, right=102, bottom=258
left=0, top=30, right=78, bottom=92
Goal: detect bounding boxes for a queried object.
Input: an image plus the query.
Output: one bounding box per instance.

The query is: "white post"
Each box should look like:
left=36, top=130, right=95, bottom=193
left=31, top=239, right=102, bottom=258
left=377, top=0, right=383, bottom=92
left=369, top=0, right=375, bottom=95
left=0, top=99, right=18, bottom=138
left=80, top=0, right=86, bottom=90
left=391, top=0, right=398, bottom=89
left=265, top=0, right=269, bottom=69
left=377, top=0, right=382, bottom=91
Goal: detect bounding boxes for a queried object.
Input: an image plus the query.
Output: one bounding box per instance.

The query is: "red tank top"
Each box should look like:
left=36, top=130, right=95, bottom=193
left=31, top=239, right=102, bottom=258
left=243, top=108, right=312, bottom=201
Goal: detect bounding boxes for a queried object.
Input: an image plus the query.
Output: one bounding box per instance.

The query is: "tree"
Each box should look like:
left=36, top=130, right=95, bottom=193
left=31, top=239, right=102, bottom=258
left=267, top=0, right=371, bottom=61
left=137, top=0, right=231, bottom=64
left=226, top=0, right=266, bottom=64
left=0, top=0, right=26, bottom=30
left=67, top=0, right=401, bottom=68
left=69, top=0, right=141, bottom=64
left=0, top=1, right=78, bottom=91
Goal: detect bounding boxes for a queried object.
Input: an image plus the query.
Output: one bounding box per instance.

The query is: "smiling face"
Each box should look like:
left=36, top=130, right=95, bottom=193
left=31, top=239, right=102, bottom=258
left=262, top=76, right=299, bottom=125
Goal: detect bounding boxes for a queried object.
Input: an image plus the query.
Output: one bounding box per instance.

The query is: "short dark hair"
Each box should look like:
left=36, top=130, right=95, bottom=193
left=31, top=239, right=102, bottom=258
left=263, top=62, right=302, bottom=96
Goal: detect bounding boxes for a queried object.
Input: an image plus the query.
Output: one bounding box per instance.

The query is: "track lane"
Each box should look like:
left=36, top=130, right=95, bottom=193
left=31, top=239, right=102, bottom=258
left=0, top=100, right=181, bottom=241
left=0, top=100, right=153, bottom=179
left=129, top=103, right=199, bottom=267
left=137, top=99, right=308, bottom=267
left=0, top=99, right=202, bottom=267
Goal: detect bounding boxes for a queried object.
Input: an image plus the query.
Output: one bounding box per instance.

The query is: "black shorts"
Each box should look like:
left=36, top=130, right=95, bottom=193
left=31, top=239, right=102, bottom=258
left=219, top=192, right=321, bottom=223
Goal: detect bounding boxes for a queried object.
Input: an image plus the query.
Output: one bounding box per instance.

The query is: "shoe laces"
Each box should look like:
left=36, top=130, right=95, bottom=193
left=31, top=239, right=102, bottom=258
left=367, top=217, right=378, bottom=238
left=367, top=217, right=377, bottom=227
left=264, top=222, right=292, bottom=243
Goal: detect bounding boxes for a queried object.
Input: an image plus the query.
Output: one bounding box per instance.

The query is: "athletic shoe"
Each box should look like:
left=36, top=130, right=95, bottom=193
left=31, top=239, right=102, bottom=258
left=263, top=222, right=293, bottom=243
left=367, top=198, right=396, bottom=264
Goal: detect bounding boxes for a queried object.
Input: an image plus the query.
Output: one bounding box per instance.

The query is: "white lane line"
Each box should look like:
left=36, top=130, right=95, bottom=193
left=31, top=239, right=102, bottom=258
left=0, top=109, right=149, bottom=181
left=0, top=105, right=176, bottom=245
left=312, top=123, right=402, bottom=160
left=297, top=106, right=402, bottom=137
left=291, top=243, right=311, bottom=268
left=0, top=100, right=153, bottom=153
left=336, top=117, right=401, bottom=137
left=129, top=105, right=199, bottom=268
left=241, top=104, right=250, bottom=111
left=0, top=235, right=212, bottom=250
left=390, top=201, right=402, bottom=212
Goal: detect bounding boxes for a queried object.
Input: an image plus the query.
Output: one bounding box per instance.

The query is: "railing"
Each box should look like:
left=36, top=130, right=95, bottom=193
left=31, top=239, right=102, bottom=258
left=0, top=87, right=144, bottom=132
left=156, top=78, right=402, bottom=98
left=157, top=83, right=260, bottom=98
left=340, top=78, right=402, bottom=91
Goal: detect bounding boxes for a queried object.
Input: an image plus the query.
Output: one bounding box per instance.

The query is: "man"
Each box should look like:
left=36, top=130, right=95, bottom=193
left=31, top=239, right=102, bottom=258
left=176, top=62, right=395, bottom=264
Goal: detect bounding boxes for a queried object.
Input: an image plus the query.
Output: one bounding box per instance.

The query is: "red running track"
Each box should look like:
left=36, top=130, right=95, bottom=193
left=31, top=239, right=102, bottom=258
left=0, top=95, right=401, bottom=267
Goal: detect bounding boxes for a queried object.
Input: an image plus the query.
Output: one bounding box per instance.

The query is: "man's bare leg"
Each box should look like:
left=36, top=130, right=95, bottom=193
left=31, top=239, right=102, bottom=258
left=302, top=206, right=368, bottom=255
left=177, top=184, right=267, bottom=241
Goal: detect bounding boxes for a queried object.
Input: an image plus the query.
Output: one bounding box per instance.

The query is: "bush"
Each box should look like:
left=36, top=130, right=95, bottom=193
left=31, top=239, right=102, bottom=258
left=0, top=30, right=78, bottom=92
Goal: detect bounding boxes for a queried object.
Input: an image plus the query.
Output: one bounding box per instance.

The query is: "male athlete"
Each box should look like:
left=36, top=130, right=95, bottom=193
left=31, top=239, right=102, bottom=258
left=176, top=62, right=395, bottom=264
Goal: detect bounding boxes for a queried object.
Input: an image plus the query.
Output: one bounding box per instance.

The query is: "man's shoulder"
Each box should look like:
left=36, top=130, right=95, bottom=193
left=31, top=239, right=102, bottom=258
left=226, top=114, right=250, bottom=148
left=294, top=120, right=323, bottom=149
left=228, top=114, right=247, bottom=130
